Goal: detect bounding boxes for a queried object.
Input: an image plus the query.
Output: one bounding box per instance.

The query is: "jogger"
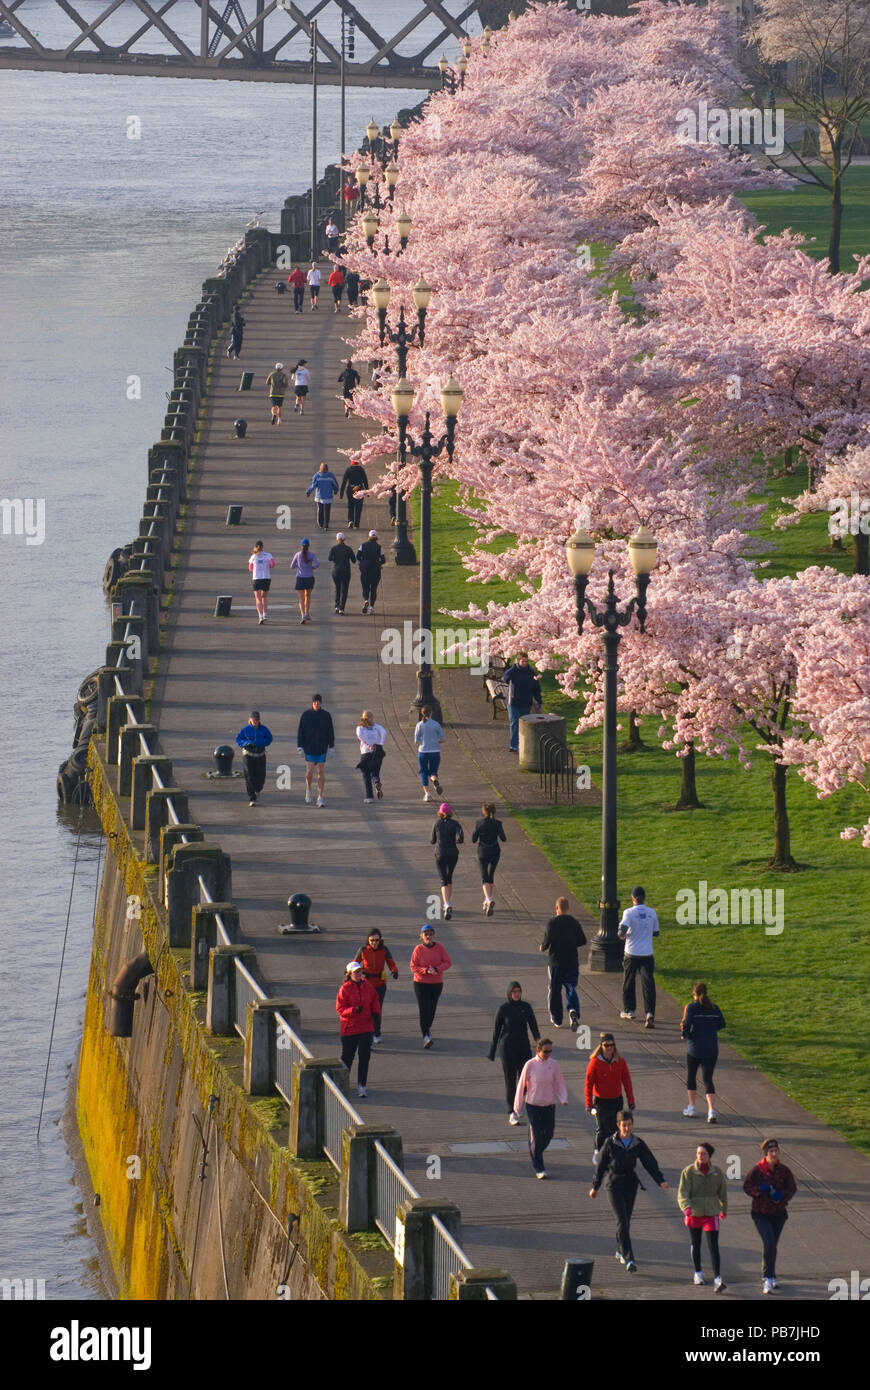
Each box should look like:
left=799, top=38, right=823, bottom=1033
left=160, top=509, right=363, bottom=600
left=410, top=926, right=451, bottom=1047
left=234, top=710, right=273, bottom=807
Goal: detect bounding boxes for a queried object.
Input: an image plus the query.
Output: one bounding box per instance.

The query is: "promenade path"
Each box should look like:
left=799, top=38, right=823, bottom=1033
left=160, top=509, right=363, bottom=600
left=152, top=267, right=870, bottom=1299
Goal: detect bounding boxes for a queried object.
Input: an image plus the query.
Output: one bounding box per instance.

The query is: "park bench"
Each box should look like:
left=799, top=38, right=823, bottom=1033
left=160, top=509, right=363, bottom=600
left=484, top=660, right=509, bottom=719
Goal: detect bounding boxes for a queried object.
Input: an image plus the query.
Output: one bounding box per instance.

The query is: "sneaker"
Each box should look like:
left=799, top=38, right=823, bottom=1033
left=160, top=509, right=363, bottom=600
left=625, top=1260, right=637, bottom=1273
left=357, top=1086, right=367, bottom=1098
left=362, top=603, right=369, bottom=614
left=682, top=1105, right=697, bottom=1117
left=615, top=1252, right=626, bottom=1264
left=762, top=1278, right=774, bottom=1295
left=375, top=781, right=383, bottom=799
left=536, top=1170, right=547, bottom=1180
left=316, top=796, right=325, bottom=808
left=707, top=1109, right=718, bottom=1124
left=619, top=1010, right=635, bottom=1020
left=422, top=1034, right=433, bottom=1048
left=335, top=606, right=340, bottom=614
left=549, top=1017, right=562, bottom=1028
left=258, top=616, right=265, bottom=624
left=486, top=900, right=495, bottom=915
left=249, top=797, right=257, bottom=806
left=770, top=1277, right=778, bottom=1289
left=304, top=791, right=312, bottom=804
left=568, top=1009, right=580, bottom=1032
left=714, top=1276, right=726, bottom=1292
left=364, top=797, right=374, bottom=804
left=508, top=1112, right=519, bottom=1126
left=372, top=1035, right=382, bottom=1045
left=431, top=776, right=443, bottom=794
left=423, top=790, right=431, bottom=801
left=593, top=1149, right=600, bottom=1163
left=443, top=905, right=452, bottom=920
left=693, top=1271, right=705, bottom=1285
left=644, top=1015, right=655, bottom=1029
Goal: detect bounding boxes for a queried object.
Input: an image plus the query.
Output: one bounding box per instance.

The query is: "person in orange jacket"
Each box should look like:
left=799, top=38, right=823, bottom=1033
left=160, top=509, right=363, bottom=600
left=336, top=961, right=380, bottom=1099
left=355, top=928, right=399, bottom=1044
left=585, top=1032, right=636, bottom=1161
left=410, top=925, right=451, bottom=1048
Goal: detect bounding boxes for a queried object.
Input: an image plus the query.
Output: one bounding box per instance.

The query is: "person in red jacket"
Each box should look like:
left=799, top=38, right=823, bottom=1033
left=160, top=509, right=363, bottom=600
left=585, top=1032, right=636, bottom=1162
left=336, top=961, right=380, bottom=1098
left=287, top=265, right=306, bottom=314
left=410, top=925, right=451, bottom=1048
left=743, top=1138, right=798, bottom=1294
left=355, top=929, right=399, bottom=1044
left=328, top=265, right=345, bottom=313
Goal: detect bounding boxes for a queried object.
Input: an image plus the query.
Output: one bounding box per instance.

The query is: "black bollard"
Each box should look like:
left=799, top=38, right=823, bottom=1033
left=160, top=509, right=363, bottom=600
left=213, top=744, right=235, bottom=776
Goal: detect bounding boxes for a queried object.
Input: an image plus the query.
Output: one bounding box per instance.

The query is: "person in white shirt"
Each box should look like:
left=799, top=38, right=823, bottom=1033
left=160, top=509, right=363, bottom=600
left=618, top=886, right=660, bottom=1029
left=293, top=360, right=311, bottom=415
left=248, top=540, right=275, bottom=624
left=307, top=262, right=322, bottom=309
left=355, top=710, right=387, bottom=802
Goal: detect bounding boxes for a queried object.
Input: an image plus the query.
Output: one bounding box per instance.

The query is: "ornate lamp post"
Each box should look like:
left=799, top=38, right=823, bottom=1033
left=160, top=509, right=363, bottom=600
left=361, top=210, right=379, bottom=250
left=566, top=523, right=658, bottom=972
left=355, top=161, right=370, bottom=208
left=373, top=277, right=430, bottom=375
left=395, top=210, right=412, bottom=251
left=388, top=376, right=417, bottom=566
left=385, top=161, right=399, bottom=203
left=392, top=376, right=462, bottom=721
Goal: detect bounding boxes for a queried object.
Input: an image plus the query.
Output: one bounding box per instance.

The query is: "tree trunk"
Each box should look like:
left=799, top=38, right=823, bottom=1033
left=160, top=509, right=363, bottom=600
left=621, top=708, right=644, bottom=753
left=768, top=761, right=798, bottom=870
left=783, top=446, right=794, bottom=474
left=854, top=530, right=869, bottom=576
left=675, top=742, right=701, bottom=810
left=827, top=145, right=843, bottom=275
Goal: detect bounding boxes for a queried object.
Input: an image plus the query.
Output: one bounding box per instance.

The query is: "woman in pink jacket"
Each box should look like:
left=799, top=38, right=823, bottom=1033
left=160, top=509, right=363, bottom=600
left=514, top=1038, right=569, bottom=1179
left=336, top=961, right=380, bottom=1098
left=410, top=925, right=452, bottom=1049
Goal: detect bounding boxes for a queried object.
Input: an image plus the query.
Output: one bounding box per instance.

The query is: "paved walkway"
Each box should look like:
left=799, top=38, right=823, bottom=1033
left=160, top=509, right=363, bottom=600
left=153, top=270, right=870, bottom=1299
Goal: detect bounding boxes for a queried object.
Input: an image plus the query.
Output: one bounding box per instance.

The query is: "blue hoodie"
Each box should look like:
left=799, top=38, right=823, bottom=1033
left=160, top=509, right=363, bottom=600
left=307, top=470, right=340, bottom=503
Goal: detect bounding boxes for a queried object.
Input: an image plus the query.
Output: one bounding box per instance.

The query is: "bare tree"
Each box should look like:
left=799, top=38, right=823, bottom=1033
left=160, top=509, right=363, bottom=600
left=748, top=0, right=870, bottom=272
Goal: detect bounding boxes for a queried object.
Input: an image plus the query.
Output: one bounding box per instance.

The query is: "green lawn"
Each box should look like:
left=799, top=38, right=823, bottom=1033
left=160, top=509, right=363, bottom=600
left=740, top=164, right=870, bottom=270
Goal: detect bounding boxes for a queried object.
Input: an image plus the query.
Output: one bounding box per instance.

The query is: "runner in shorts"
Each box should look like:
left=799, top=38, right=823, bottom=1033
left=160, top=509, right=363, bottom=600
left=266, top=362, right=289, bottom=425
left=248, top=540, right=275, bottom=624
left=293, top=359, right=310, bottom=415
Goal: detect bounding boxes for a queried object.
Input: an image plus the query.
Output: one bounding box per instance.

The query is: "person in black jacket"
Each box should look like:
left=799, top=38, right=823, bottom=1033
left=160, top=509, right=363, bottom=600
left=501, top=652, right=542, bottom=752
left=680, top=981, right=726, bottom=1123
left=488, top=982, right=540, bottom=1124
left=540, top=897, right=587, bottom=1030
left=227, top=306, right=245, bottom=359
left=589, top=1111, right=669, bottom=1272
left=297, top=693, right=334, bottom=807
left=357, top=530, right=385, bottom=614
left=431, top=803, right=463, bottom=919
left=340, top=456, right=368, bottom=528
left=338, top=361, right=361, bottom=419
left=472, top=802, right=507, bottom=915
left=327, top=532, right=356, bottom=614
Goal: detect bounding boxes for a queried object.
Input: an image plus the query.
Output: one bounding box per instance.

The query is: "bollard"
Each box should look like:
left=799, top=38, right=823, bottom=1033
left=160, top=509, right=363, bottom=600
left=233, top=418, right=247, bottom=439
left=226, top=504, right=243, bottom=526
left=212, top=744, right=235, bottom=776
left=238, top=372, right=254, bottom=392
left=560, top=1257, right=594, bottom=1300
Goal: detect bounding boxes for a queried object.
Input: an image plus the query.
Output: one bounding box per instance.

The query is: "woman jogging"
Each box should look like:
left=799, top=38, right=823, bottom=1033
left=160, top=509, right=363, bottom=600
left=290, top=539, right=318, bottom=624
left=355, top=710, right=386, bottom=803
left=589, top=1111, right=669, bottom=1272
left=248, top=540, right=274, bottom=624
left=743, top=1139, right=797, bottom=1294
left=514, top=1038, right=568, bottom=1179
left=266, top=361, right=289, bottom=425
left=488, top=982, right=540, bottom=1125
left=306, top=462, right=340, bottom=531
left=328, top=265, right=344, bottom=312
left=431, top=803, right=463, bottom=920
left=410, top=925, right=451, bottom=1048
left=414, top=705, right=444, bottom=801
left=338, top=361, right=361, bottom=420
left=307, top=262, right=321, bottom=309
left=293, top=359, right=311, bottom=415
left=584, top=1032, right=636, bottom=1162
left=227, top=306, right=245, bottom=359
left=327, top=531, right=355, bottom=614
left=471, top=802, right=506, bottom=915
left=680, top=981, right=726, bottom=1123
left=678, top=1141, right=728, bottom=1290
left=336, top=961, right=380, bottom=1099
left=355, top=929, right=398, bottom=1043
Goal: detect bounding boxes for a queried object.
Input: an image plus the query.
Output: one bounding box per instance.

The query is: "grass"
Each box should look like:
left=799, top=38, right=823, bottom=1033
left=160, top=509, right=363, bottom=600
left=740, top=163, right=870, bottom=270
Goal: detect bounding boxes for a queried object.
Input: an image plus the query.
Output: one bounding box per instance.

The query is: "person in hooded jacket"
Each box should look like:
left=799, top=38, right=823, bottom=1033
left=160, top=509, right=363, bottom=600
left=336, top=961, right=380, bottom=1098
left=584, top=1032, right=636, bottom=1160
left=340, top=455, right=368, bottom=525
left=355, top=928, right=398, bottom=1043
left=589, top=1111, right=669, bottom=1272
left=488, top=982, right=540, bottom=1125
left=306, top=462, right=340, bottom=531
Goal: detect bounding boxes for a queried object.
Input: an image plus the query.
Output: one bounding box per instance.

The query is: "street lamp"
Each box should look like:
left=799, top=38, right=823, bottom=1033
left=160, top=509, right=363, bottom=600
left=374, top=278, right=430, bottom=375
left=355, top=162, right=370, bottom=207
left=395, top=210, right=412, bottom=251
left=392, top=376, right=462, bottom=721
left=385, top=161, right=399, bottom=202
left=361, top=210, right=379, bottom=249
left=390, top=377, right=417, bottom=566
left=566, top=522, right=657, bottom=972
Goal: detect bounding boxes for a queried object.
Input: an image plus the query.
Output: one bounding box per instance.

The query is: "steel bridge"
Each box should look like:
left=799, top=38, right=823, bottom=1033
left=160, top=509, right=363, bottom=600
left=0, top=0, right=506, bottom=86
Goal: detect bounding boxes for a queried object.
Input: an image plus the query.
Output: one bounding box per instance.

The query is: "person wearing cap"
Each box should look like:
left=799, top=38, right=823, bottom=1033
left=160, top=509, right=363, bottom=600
left=287, top=264, right=306, bottom=312
left=488, top=983, right=540, bottom=1125
left=306, top=462, right=340, bottom=531
left=430, top=803, right=463, bottom=920
left=292, top=359, right=311, bottom=415
left=248, top=539, right=275, bottom=624
left=297, top=693, right=334, bottom=806
left=336, top=961, right=380, bottom=1098
left=355, top=710, right=387, bottom=803
left=354, top=928, right=399, bottom=1043
left=339, top=453, right=367, bottom=524
left=585, top=1033, right=635, bottom=1161
left=410, top=926, right=452, bottom=1048
left=589, top=1111, right=669, bottom=1270
left=234, top=711, right=273, bottom=806
left=743, top=1139, right=797, bottom=1294
left=618, top=886, right=660, bottom=1029
left=265, top=362, right=289, bottom=425
left=678, top=1141, right=728, bottom=1290
left=514, top=1038, right=568, bottom=1179
left=306, top=261, right=321, bottom=309
left=327, top=531, right=356, bottom=614
left=290, top=538, right=319, bottom=624
left=357, top=529, right=385, bottom=614
left=338, top=363, right=362, bottom=422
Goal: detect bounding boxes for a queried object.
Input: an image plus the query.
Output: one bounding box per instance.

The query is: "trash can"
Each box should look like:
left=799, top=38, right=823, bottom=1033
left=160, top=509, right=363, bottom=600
left=519, top=712, right=567, bottom=772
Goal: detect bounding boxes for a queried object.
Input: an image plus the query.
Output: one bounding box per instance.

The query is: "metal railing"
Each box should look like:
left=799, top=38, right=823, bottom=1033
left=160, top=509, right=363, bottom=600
left=373, top=1140, right=420, bottom=1248
left=322, top=1072, right=364, bottom=1172
left=274, top=1013, right=313, bottom=1106
left=539, top=734, right=576, bottom=805
left=431, top=1214, right=473, bottom=1302
left=233, top=957, right=266, bottom=1040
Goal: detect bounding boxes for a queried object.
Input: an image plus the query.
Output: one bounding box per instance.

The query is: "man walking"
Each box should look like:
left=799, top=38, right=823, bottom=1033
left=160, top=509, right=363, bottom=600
left=327, top=531, right=356, bottom=614
left=540, top=896, right=587, bottom=1030
left=340, top=454, right=367, bottom=526
left=297, top=693, right=334, bottom=807
left=357, top=529, right=385, bottom=614
left=287, top=265, right=306, bottom=313
left=501, top=651, right=542, bottom=753
left=619, top=886, right=660, bottom=1029
left=235, top=710, right=273, bottom=807
left=307, top=261, right=322, bottom=309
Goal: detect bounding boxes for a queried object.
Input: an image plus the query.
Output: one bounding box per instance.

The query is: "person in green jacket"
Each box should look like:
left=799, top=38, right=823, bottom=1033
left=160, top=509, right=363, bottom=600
left=677, top=1141, right=728, bottom=1290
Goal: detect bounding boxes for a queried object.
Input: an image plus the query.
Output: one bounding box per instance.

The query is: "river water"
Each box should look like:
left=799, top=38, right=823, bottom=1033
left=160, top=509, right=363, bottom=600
left=0, top=0, right=447, bottom=1297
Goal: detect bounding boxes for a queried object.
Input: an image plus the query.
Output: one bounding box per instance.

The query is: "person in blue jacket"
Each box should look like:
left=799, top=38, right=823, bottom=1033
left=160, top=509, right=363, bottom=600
left=501, top=652, right=542, bottom=752
left=235, top=710, right=273, bottom=806
left=306, top=462, right=340, bottom=531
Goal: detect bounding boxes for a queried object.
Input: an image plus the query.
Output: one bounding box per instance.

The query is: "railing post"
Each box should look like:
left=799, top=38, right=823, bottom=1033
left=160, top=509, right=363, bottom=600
left=288, top=1058, right=345, bottom=1161
left=96, top=665, right=134, bottom=733
left=244, top=997, right=297, bottom=1095
left=207, top=943, right=255, bottom=1035
left=143, top=787, right=190, bottom=864
left=130, top=755, right=173, bottom=830
left=106, top=695, right=145, bottom=764
left=391, top=1199, right=461, bottom=1301
left=118, top=723, right=158, bottom=797
left=450, top=1269, right=518, bottom=1301
left=164, top=844, right=231, bottom=947
left=191, top=903, right=239, bottom=989
left=340, top=1125, right=402, bottom=1234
